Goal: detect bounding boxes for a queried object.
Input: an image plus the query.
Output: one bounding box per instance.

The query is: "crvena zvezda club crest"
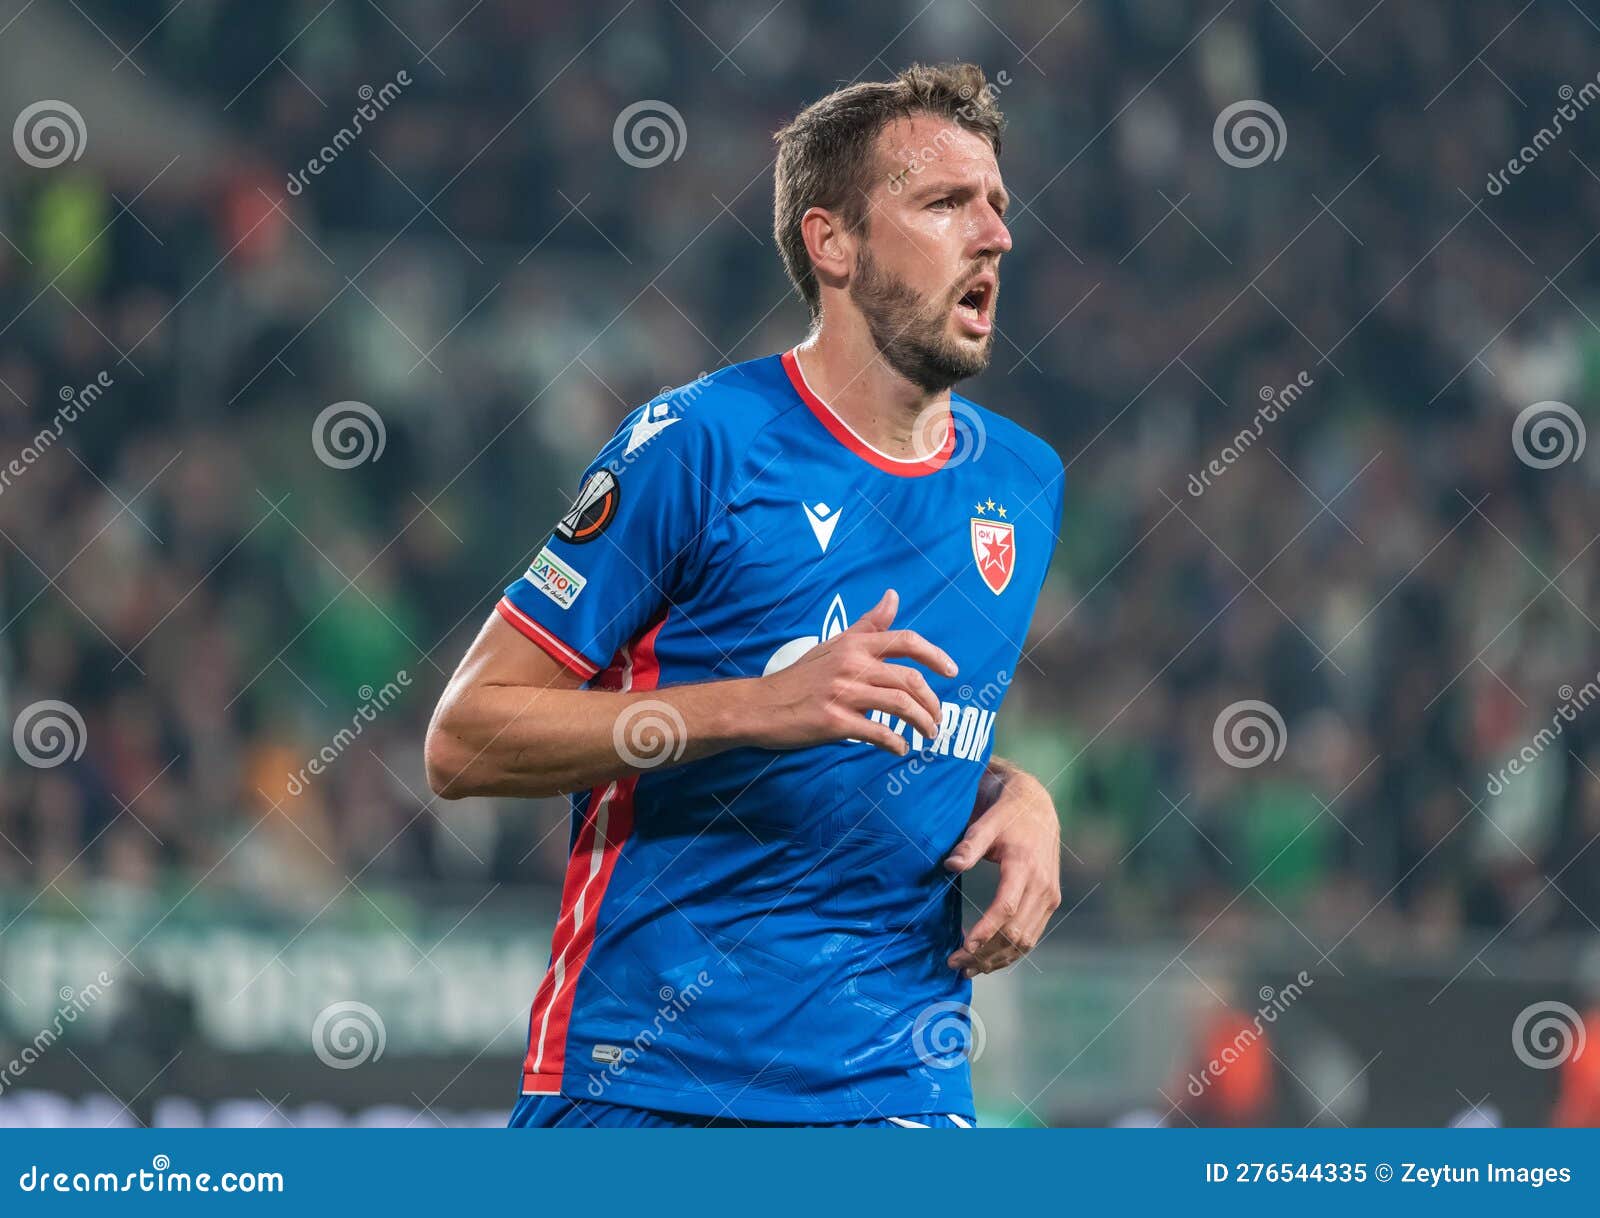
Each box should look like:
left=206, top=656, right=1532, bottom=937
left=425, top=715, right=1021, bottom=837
left=971, top=515, right=1015, bottom=594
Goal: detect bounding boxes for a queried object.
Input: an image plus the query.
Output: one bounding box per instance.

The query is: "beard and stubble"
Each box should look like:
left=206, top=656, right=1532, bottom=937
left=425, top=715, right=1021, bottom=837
left=848, top=244, right=996, bottom=394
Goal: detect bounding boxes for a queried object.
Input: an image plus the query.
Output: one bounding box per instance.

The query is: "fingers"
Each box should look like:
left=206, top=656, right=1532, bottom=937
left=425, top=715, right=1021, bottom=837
left=853, top=717, right=913, bottom=757
left=956, top=867, right=1028, bottom=964
left=845, top=588, right=898, bottom=634
left=811, top=590, right=956, bottom=751
left=948, top=872, right=1059, bottom=977
left=867, top=629, right=958, bottom=678
left=944, top=808, right=1000, bottom=874
left=872, top=662, right=942, bottom=739
left=856, top=686, right=939, bottom=743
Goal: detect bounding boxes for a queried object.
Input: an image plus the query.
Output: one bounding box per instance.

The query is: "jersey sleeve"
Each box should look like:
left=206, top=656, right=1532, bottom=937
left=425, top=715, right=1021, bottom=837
left=497, top=402, right=709, bottom=680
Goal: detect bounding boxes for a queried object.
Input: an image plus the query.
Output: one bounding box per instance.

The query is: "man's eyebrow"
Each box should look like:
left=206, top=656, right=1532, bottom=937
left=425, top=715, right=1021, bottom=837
left=906, top=177, right=983, bottom=203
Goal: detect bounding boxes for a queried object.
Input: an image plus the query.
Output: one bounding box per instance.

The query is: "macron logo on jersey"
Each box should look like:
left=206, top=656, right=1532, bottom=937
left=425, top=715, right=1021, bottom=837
left=802, top=501, right=841, bottom=553
left=626, top=400, right=679, bottom=454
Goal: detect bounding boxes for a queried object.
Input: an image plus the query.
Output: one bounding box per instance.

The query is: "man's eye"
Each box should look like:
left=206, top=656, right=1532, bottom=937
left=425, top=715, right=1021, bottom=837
left=929, top=197, right=956, bottom=211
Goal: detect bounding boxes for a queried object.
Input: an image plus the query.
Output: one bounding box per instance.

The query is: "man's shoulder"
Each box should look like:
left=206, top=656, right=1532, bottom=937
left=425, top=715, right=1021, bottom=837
left=601, top=355, right=796, bottom=467
left=952, top=391, right=1064, bottom=493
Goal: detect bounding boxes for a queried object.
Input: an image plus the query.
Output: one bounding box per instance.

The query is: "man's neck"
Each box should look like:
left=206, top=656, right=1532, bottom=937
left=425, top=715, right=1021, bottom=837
left=792, top=324, right=950, bottom=461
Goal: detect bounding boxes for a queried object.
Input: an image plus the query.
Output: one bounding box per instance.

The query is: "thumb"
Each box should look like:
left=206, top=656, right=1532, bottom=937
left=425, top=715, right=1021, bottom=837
left=847, top=588, right=898, bottom=634
left=945, top=812, right=999, bottom=873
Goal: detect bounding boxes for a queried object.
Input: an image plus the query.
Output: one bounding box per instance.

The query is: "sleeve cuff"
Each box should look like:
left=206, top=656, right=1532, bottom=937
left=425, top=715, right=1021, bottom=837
left=496, top=597, right=601, bottom=680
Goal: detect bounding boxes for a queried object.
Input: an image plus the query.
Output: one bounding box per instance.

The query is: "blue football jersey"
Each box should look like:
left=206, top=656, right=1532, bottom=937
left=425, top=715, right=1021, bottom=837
left=497, top=349, right=1064, bottom=1122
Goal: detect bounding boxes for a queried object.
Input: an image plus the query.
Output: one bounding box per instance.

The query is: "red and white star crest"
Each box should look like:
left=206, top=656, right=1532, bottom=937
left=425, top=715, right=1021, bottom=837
left=971, top=514, right=1015, bottom=594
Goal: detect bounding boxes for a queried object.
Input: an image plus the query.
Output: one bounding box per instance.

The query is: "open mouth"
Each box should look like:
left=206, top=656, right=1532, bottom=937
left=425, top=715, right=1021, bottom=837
left=954, top=275, right=995, bottom=335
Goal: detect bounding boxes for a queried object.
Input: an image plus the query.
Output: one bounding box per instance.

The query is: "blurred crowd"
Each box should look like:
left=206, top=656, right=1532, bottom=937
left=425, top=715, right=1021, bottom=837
left=2, top=0, right=1600, bottom=951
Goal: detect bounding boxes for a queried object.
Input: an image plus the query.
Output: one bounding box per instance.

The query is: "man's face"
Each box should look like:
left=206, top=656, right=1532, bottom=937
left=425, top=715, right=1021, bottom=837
left=847, top=114, right=1012, bottom=392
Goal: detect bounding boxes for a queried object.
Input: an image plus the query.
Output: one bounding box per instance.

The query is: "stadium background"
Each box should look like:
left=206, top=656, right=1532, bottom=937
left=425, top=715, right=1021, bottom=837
left=3, top=0, right=1600, bottom=1127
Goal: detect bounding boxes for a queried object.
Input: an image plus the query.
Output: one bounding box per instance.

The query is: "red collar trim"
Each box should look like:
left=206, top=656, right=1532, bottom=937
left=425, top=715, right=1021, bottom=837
left=781, top=348, right=954, bottom=477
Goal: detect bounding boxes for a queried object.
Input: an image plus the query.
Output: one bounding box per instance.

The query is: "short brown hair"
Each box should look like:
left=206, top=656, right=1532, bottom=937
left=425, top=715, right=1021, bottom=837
left=772, top=62, right=1006, bottom=319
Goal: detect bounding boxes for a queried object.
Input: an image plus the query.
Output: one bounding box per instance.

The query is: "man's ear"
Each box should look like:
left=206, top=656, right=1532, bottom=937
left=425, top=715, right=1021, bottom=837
left=800, top=205, right=855, bottom=295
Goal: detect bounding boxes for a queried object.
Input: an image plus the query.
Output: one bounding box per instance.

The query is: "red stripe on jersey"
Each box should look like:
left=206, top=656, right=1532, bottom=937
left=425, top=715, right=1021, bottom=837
left=496, top=597, right=601, bottom=679
left=781, top=347, right=955, bottom=477
left=521, top=613, right=667, bottom=1094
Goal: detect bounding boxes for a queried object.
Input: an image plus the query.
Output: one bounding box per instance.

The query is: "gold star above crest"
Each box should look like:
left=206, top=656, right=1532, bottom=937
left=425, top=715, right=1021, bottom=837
left=985, top=497, right=996, bottom=512
left=997, top=504, right=1008, bottom=518
left=974, top=502, right=985, bottom=515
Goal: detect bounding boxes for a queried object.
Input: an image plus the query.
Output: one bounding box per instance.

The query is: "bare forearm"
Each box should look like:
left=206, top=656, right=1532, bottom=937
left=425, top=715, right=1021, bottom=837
left=427, top=589, right=955, bottom=801
left=427, top=676, right=765, bottom=799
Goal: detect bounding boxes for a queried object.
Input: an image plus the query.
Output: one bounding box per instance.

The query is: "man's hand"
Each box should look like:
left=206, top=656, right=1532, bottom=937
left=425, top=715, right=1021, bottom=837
left=428, top=586, right=955, bottom=799
left=748, top=588, right=958, bottom=757
left=944, top=758, right=1061, bottom=977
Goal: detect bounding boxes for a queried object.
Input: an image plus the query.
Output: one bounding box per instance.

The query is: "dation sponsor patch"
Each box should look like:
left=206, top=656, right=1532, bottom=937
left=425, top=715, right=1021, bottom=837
left=526, top=547, right=587, bottom=609
left=555, top=468, right=620, bottom=544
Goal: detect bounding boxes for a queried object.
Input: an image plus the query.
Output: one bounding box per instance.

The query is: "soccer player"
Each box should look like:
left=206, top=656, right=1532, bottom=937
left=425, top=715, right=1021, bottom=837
left=427, top=62, right=1064, bottom=1128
